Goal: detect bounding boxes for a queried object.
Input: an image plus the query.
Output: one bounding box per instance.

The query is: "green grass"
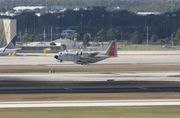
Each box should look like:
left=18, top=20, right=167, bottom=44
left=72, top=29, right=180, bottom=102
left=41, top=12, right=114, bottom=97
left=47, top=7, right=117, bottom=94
left=99, top=44, right=180, bottom=51
left=118, top=44, right=180, bottom=51
left=0, top=106, right=180, bottom=118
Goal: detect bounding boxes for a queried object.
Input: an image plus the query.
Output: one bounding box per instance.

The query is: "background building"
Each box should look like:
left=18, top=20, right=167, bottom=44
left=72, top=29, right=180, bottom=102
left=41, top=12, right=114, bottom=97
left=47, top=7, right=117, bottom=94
left=0, top=19, right=16, bottom=47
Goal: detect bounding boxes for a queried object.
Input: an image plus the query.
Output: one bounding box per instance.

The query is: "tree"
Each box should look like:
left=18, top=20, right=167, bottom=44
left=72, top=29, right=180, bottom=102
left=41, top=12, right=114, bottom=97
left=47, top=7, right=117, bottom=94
left=82, top=33, right=91, bottom=47
left=21, top=33, right=29, bottom=44
left=94, top=29, right=107, bottom=47
left=96, top=29, right=107, bottom=42
left=94, top=36, right=101, bottom=45
left=21, top=33, right=34, bottom=44
left=151, top=35, right=158, bottom=43
left=71, top=33, right=80, bottom=41
left=6, top=2, right=180, bottom=43
left=106, top=28, right=117, bottom=40
left=114, top=26, right=123, bottom=40
left=29, top=35, right=35, bottom=42
left=131, top=31, right=143, bottom=44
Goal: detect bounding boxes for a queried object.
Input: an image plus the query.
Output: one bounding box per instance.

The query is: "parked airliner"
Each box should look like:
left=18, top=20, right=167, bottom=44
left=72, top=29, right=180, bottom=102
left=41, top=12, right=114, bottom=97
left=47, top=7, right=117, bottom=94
left=0, top=35, right=20, bottom=55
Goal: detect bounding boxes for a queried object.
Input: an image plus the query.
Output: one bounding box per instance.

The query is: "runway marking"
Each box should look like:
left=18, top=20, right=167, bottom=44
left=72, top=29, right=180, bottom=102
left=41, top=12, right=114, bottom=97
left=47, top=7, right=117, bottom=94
left=0, top=99, right=180, bottom=108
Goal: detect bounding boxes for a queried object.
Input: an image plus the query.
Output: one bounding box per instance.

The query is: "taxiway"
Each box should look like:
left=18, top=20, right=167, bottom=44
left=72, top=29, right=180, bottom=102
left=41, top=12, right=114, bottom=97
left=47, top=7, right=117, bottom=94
left=0, top=72, right=180, bottom=81
left=1, top=53, right=180, bottom=65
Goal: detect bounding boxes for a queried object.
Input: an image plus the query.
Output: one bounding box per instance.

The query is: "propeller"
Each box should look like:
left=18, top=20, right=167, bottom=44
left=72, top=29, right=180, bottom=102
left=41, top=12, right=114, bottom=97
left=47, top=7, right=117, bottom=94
left=76, top=49, right=83, bottom=56
left=54, top=55, right=58, bottom=59
left=76, top=51, right=79, bottom=55
left=80, top=49, right=83, bottom=55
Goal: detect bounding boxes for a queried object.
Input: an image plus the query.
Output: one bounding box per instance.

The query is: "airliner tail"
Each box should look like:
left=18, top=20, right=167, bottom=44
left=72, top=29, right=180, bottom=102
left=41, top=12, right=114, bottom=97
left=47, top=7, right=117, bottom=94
left=3, top=35, right=17, bottom=52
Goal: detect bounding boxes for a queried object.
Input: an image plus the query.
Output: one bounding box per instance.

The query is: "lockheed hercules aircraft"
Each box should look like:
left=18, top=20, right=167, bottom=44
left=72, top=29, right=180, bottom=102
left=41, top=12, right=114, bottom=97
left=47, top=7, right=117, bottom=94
left=54, top=40, right=117, bottom=65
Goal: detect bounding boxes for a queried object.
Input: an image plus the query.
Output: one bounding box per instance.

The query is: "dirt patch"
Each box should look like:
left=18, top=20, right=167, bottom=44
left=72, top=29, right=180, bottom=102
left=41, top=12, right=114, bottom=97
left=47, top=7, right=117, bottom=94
left=0, top=92, right=180, bottom=102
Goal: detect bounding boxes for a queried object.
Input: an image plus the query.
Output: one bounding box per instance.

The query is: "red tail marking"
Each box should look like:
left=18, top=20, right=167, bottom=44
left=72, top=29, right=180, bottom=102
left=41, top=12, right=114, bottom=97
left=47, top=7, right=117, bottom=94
left=108, top=41, right=116, bottom=57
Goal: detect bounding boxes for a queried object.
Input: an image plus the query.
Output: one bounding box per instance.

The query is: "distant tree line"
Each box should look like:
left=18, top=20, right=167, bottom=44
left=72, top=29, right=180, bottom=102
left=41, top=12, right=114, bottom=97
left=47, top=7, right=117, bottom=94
left=2, top=6, right=180, bottom=46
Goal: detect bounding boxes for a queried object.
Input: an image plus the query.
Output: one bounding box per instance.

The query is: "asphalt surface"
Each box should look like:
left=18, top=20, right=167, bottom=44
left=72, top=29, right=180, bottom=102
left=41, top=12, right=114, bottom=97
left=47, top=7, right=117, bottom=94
left=1, top=51, right=180, bottom=107
left=1, top=72, right=180, bottom=81
left=0, top=72, right=180, bottom=93
left=1, top=85, right=180, bottom=93
left=1, top=54, right=180, bottom=65
left=0, top=52, right=180, bottom=94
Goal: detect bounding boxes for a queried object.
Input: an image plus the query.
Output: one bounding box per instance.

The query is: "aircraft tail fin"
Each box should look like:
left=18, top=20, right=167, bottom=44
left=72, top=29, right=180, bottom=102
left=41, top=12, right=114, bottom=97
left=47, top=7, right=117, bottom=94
left=3, top=35, right=17, bottom=52
left=105, top=40, right=117, bottom=57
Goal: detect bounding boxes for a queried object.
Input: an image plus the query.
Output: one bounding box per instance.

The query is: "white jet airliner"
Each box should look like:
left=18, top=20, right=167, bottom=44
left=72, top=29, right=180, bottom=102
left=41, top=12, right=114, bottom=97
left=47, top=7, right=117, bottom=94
left=54, top=40, right=118, bottom=65
left=0, top=35, right=20, bottom=55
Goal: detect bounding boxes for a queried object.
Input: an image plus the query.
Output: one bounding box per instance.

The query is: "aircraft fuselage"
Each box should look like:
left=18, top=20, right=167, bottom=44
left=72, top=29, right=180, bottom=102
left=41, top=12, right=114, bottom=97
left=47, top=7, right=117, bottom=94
left=54, top=40, right=117, bottom=65
left=54, top=52, right=109, bottom=64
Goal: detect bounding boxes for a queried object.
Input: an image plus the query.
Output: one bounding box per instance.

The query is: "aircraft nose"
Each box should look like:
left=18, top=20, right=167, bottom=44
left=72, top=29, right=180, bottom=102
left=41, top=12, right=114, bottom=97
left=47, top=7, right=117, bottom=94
left=54, top=55, right=58, bottom=59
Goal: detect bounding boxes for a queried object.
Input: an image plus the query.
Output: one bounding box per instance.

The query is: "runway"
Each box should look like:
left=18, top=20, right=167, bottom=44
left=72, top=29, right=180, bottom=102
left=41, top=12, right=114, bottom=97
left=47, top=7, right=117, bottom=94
left=0, top=72, right=180, bottom=81
left=1, top=72, right=180, bottom=93
left=1, top=54, right=180, bottom=65
left=0, top=99, right=180, bottom=108
left=0, top=55, right=180, bottom=93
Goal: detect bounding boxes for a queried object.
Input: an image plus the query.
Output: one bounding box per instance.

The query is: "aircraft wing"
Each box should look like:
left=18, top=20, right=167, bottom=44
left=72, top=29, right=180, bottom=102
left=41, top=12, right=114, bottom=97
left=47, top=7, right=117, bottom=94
left=80, top=56, right=97, bottom=63
left=81, top=52, right=100, bottom=57
left=80, top=52, right=100, bottom=63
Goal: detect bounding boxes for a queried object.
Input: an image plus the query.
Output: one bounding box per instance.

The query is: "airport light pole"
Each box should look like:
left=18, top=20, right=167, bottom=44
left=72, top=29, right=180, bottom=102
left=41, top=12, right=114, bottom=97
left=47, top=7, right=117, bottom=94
left=147, top=26, right=149, bottom=45
left=57, top=16, right=60, bottom=34
left=110, top=14, right=113, bottom=27
left=25, top=29, right=27, bottom=46
left=22, top=16, right=26, bottom=34
left=172, top=14, right=176, bottom=32
left=81, top=14, right=83, bottom=32
left=101, top=14, right=104, bottom=29
left=43, top=29, right=46, bottom=43
left=19, top=32, right=21, bottom=42
left=33, top=15, right=36, bottom=37
left=51, top=26, right=53, bottom=42
left=171, top=32, right=176, bottom=48
left=62, top=14, right=64, bottom=32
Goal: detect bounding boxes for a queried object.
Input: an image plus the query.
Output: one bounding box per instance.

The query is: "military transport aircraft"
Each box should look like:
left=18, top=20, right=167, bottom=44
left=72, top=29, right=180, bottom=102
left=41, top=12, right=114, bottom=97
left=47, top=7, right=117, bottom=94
left=54, top=40, right=117, bottom=65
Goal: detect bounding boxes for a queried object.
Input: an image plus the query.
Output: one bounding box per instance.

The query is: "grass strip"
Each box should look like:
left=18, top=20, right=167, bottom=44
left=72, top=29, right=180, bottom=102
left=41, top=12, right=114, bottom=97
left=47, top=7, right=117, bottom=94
left=0, top=92, right=180, bottom=102
left=0, top=106, right=180, bottom=118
